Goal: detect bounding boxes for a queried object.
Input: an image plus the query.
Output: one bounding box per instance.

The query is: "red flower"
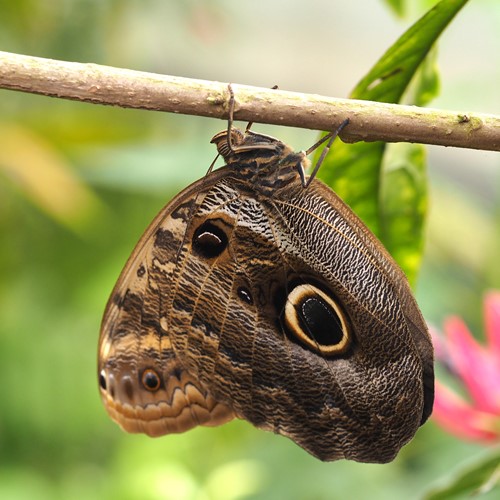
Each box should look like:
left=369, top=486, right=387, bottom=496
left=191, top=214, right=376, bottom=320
left=430, top=291, right=500, bottom=443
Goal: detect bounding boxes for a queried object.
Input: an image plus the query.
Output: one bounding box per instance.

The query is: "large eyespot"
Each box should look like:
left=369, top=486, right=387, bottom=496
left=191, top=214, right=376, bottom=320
left=141, top=368, right=162, bottom=392
left=283, top=284, right=351, bottom=356
left=192, top=220, right=228, bottom=258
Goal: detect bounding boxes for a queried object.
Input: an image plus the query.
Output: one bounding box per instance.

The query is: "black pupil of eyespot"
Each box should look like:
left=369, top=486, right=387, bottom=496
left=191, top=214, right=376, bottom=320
left=99, top=372, right=107, bottom=390
left=299, top=296, right=343, bottom=346
left=144, top=371, right=159, bottom=389
left=193, top=221, right=228, bottom=258
left=237, top=287, right=253, bottom=304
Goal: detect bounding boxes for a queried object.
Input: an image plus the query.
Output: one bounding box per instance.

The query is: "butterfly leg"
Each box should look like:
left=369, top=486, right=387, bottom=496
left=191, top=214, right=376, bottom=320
left=226, top=84, right=236, bottom=152
left=303, top=118, right=350, bottom=188
left=226, top=83, right=280, bottom=151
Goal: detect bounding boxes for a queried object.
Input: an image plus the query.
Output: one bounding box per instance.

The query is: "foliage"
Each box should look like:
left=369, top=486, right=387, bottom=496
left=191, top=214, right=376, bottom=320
left=425, top=448, right=500, bottom=499
left=318, top=0, right=469, bottom=285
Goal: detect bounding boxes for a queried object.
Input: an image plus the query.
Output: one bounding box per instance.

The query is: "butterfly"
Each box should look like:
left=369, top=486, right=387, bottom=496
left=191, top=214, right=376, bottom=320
left=98, top=86, right=434, bottom=463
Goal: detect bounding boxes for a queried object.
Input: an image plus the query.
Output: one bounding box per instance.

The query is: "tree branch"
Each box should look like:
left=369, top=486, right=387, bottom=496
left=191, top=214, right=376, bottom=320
left=1, top=50, right=499, bottom=151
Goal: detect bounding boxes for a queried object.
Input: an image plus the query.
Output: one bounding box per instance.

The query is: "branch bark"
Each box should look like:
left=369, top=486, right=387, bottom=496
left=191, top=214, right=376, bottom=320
left=1, top=50, right=500, bottom=151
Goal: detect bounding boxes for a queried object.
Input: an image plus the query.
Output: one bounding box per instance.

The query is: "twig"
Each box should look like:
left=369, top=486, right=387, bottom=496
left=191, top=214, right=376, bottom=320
left=1, top=50, right=499, bottom=151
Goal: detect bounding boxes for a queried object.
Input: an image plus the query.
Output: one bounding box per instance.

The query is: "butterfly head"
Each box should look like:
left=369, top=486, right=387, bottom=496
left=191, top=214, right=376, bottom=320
left=211, top=128, right=310, bottom=191
left=211, top=128, right=292, bottom=163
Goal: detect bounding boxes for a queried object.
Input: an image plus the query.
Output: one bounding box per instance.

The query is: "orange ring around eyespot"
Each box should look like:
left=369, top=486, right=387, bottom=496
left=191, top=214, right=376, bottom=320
left=141, top=368, right=161, bottom=391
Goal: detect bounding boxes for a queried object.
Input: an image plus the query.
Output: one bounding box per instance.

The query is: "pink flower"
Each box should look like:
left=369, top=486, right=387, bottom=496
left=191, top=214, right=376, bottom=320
left=430, top=291, right=500, bottom=443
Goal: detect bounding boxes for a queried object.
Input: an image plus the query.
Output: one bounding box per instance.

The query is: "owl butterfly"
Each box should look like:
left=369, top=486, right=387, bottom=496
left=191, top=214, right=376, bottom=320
left=98, top=89, right=434, bottom=463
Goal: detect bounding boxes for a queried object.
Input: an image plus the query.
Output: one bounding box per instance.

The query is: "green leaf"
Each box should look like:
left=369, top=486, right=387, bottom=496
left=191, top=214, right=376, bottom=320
left=350, top=0, right=467, bottom=104
left=383, top=0, right=407, bottom=18
left=318, top=0, right=469, bottom=283
left=405, top=45, right=441, bottom=107
left=424, top=448, right=500, bottom=499
left=380, top=143, right=427, bottom=286
left=379, top=48, right=438, bottom=286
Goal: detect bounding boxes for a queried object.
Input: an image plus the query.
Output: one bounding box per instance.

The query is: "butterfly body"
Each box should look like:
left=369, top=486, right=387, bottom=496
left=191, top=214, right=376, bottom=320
left=98, top=127, right=434, bottom=463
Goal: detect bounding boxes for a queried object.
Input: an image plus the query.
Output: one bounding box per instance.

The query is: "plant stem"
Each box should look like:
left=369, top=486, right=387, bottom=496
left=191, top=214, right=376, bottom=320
left=1, top=50, right=499, bottom=151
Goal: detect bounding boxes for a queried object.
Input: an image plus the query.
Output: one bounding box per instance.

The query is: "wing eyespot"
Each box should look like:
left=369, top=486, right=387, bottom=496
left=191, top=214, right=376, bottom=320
left=237, top=286, right=253, bottom=305
left=141, top=368, right=162, bottom=392
left=192, top=220, right=228, bottom=259
left=282, top=284, right=351, bottom=356
left=99, top=370, right=107, bottom=390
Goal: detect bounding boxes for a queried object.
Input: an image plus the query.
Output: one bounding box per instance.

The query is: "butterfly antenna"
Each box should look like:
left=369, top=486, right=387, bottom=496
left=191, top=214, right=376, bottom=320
left=206, top=153, right=220, bottom=176
left=304, top=118, right=350, bottom=188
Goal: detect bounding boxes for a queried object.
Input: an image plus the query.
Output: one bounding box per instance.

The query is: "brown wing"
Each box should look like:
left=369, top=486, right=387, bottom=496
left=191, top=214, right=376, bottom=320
left=159, top=174, right=434, bottom=463
left=98, top=167, right=434, bottom=464
left=98, top=169, right=236, bottom=437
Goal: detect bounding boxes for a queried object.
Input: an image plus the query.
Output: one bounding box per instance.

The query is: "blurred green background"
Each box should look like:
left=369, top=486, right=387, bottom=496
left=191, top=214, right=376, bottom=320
left=1, top=1, right=499, bottom=499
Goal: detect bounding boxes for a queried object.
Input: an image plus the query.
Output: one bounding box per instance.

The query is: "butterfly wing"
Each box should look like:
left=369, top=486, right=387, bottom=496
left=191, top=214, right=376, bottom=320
left=98, top=167, right=434, bottom=464
left=160, top=175, right=434, bottom=463
left=98, top=169, right=237, bottom=437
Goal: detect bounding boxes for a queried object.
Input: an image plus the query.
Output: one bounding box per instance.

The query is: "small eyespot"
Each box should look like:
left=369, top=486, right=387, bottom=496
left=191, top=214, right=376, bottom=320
left=141, top=369, right=161, bottom=392
left=237, top=286, right=253, bottom=304
left=171, top=366, right=183, bottom=381
left=192, top=220, right=228, bottom=258
left=137, top=264, right=146, bottom=278
left=99, top=370, right=107, bottom=391
left=283, top=284, right=351, bottom=356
